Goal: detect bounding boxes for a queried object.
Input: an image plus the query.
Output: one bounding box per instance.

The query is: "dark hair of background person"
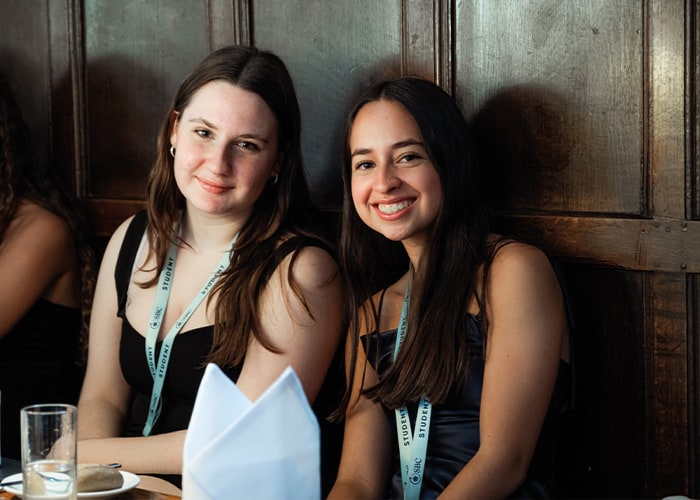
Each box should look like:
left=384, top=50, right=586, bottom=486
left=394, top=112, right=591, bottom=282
left=337, top=77, right=503, bottom=412
left=142, top=45, right=336, bottom=367
left=0, top=74, right=95, bottom=357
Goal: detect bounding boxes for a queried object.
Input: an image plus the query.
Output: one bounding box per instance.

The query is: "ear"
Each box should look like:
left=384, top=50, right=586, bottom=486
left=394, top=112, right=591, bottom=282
left=169, top=111, right=180, bottom=147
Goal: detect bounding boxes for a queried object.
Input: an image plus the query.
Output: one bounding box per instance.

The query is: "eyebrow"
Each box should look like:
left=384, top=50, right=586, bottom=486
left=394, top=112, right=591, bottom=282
left=188, top=117, right=271, bottom=143
left=350, top=139, right=424, bottom=157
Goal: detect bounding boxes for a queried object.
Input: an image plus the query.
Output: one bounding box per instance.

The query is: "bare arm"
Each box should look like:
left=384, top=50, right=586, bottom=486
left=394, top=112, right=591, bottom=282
left=236, top=244, right=344, bottom=404
left=438, top=243, right=568, bottom=498
left=77, top=216, right=186, bottom=474
left=328, top=331, right=393, bottom=499
left=0, top=202, right=78, bottom=337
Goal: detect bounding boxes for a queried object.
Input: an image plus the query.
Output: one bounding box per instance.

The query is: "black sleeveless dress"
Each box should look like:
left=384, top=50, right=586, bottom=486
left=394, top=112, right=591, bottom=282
left=0, top=300, right=82, bottom=459
left=363, top=302, right=571, bottom=499
left=114, top=211, right=343, bottom=494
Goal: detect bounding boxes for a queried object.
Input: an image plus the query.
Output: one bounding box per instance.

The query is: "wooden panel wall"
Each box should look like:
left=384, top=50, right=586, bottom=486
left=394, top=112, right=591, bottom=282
left=0, top=0, right=697, bottom=497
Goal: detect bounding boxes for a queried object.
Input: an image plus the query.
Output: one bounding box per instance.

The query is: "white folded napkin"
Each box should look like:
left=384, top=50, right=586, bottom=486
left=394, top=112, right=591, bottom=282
left=182, top=364, right=321, bottom=500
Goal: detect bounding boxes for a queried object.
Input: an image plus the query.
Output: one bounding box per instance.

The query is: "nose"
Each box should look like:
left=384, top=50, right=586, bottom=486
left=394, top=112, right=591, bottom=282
left=373, top=162, right=400, bottom=193
left=207, top=145, right=232, bottom=175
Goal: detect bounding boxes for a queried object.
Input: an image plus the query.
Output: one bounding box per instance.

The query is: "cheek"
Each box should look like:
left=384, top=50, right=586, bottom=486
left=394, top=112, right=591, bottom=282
left=172, top=162, right=187, bottom=192
left=422, top=171, right=443, bottom=205
left=350, top=177, right=367, bottom=209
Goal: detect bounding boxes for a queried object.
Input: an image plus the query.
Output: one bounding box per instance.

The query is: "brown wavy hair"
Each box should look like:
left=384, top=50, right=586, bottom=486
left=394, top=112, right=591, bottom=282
left=142, top=45, right=330, bottom=367
left=0, top=75, right=95, bottom=359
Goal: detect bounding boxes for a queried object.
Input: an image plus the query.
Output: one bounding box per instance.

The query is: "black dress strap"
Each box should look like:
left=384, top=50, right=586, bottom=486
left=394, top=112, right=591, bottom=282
left=114, top=210, right=148, bottom=315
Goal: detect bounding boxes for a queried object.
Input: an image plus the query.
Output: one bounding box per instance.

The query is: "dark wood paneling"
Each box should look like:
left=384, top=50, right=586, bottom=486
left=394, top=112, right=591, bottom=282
left=456, top=1, right=646, bottom=215
left=692, top=0, right=699, bottom=220
left=561, top=266, right=646, bottom=498
left=649, top=0, right=685, bottom=219
left=252, top=0, right=404, bottom=209
left=403, top=0, right=453, bottom=88
left=497, top=215, right=700, bottom=273
left=693, top=274, right=699, bottom=494
left=649, top=273, right=690, bottom=496
left=0, top=0, right=51, bottom=180
left=208, top=0, right=250, bottom=48
left=49, top=0, right=84, bottom=197
left=83, top=0, right=209, bottom=199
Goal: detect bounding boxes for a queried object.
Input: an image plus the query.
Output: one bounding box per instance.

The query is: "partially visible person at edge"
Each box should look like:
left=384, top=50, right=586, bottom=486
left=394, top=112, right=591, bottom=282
left=328, top=77, right=571, bottom=499
left=0, top=74, right=95, bottom=460
left=76, top=45, right=345, bottom=493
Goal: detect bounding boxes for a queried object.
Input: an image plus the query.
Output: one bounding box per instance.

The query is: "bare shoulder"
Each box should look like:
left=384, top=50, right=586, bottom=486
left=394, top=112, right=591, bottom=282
left=104, top=214, right=139, bottom=251
left=490, top=240, right=554, bottom=280
left=281, top=239, right=340, bottom=288
left=9, top=200, right=73, bottom=251
left=98, top=213, right=140, bottom=270
left=486, top=239, right=565, bottom=320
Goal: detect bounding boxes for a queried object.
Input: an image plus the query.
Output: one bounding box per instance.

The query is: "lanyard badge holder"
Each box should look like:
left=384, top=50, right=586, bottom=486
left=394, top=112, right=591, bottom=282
left=143, top=229, right=239, bottom=436
left=393, top=281, right=432, bottom=500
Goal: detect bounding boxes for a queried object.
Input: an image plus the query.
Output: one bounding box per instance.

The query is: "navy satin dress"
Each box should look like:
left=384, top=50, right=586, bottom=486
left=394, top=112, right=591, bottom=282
left=363, top=312, right=571, bottom=499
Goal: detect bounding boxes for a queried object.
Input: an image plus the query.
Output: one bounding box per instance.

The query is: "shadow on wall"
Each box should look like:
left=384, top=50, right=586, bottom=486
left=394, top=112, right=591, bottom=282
left=51, top=54, right=169, bottom=260
left=0, top=48, right=51, bottom=180
left=470, top=85, right=647, bottom=498
left=559, top=264, right=646, bottom=499
left=310, top=56, right=403, bottom=212
left=470, top=84, right=578, bottom=215
left=80, top=54, right=171, bottom=199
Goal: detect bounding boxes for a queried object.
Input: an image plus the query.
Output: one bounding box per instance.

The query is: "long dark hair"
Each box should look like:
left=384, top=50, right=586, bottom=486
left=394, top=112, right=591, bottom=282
left=0, top=75, right=95, bottom=352
left=144, top=45, right=327, bottom=366
left=339, top=77, right=493, bottom=410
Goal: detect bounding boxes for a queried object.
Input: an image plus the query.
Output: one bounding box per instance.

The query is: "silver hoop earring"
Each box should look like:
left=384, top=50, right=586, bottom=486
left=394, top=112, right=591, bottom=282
left=169, top=146, right=176, bottom=158
left=271, top=173, right=279, bottom=185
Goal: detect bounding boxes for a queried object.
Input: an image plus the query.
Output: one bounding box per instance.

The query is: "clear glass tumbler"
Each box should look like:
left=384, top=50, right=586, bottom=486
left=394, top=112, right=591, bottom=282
left=20, top=404, right=77, bottom=499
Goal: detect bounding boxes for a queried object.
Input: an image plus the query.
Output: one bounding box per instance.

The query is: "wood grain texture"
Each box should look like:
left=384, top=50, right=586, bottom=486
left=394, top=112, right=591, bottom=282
left=497, top=214, right=700, bottom=273
left=252, top=0, right=403, bottom=209
left=457, top=0, right=646, bottom=215
left=83, top=0, right=209, bottom=198
left=649, top=273, right=690, bottom=496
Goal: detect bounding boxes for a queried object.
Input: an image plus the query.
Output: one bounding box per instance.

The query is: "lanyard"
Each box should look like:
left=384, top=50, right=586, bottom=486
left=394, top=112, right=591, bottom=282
left=393, top=280, right=432, bottom=500
left=142, top=227, right=238, bottom=436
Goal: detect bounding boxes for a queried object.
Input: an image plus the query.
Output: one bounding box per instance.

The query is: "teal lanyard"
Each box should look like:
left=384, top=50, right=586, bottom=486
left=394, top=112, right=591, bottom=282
left=142, top=227, right=238, bottom=436
left=393, top=280, right=432, bottom=500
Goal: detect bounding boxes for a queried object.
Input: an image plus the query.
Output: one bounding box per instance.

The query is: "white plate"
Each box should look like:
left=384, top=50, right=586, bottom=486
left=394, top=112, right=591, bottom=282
left=1, top=470, right=140, bottom=498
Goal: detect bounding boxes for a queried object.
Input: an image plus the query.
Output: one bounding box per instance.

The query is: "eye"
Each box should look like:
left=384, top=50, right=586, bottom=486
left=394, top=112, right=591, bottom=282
left=398, top=153, right=420, bottom=163
left=354, top=160, right=374, bottom=171
left=195, top=128, right=211, bottom=138
left=236, top=140, right=260, bottom=151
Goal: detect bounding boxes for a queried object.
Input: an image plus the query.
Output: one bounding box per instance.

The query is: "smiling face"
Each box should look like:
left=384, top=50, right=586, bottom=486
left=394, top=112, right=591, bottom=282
left=349, top=99, right=443, bottom=256
left=169, top=80, right=279, bottom=222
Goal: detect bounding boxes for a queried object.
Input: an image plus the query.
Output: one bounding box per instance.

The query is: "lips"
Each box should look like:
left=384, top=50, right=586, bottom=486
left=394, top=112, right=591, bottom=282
left=377, top=199, right=413, bottom=214
left=372, top=199, right=415, bottom=219
left=197, top=177, right=232, bottom=194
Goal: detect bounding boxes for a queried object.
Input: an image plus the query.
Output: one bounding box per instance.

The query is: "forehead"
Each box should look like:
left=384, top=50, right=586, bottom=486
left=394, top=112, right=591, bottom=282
left=349, top=99, right=422, bottom=145
left=182, top=80, right=277, bottom=133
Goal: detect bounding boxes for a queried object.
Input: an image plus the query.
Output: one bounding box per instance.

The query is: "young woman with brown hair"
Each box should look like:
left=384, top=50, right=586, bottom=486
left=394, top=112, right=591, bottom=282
left=77, top=46, right=344, bottom=491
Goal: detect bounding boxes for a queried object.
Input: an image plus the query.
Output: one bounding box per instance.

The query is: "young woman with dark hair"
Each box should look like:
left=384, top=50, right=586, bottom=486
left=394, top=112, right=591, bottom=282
left=329, top=77, right=571, bottom=499
left=77, top=45, right=344, bottom=491
left=0, top=74, right=95, bottom=459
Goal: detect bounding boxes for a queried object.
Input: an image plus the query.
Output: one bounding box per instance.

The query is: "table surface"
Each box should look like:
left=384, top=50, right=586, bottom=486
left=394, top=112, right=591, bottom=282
left=0, top=458, right=181, bottom=499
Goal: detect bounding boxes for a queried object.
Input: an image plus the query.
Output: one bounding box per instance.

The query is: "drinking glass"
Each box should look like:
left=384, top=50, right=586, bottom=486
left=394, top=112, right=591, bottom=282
left=20, top=404, right=77, bottom=499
